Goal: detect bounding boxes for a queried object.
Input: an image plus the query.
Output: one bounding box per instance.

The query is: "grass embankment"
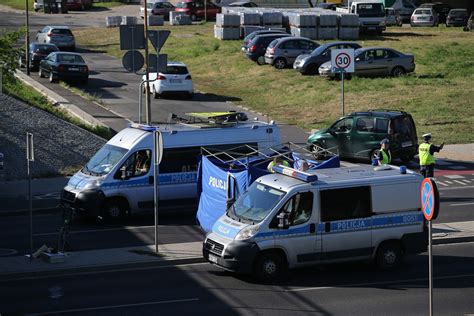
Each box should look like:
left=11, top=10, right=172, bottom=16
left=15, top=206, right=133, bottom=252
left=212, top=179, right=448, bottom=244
left=74, top=25, right=474, bottom=144
left=91, top=1, right=124, bottom=9
left=4, top=78, right=114, bottom=139
left=2, top=0, right=34, bottom=10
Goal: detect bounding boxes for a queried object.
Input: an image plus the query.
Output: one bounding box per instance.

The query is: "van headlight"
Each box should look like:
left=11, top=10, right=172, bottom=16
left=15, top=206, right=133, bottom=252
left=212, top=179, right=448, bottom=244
left=235, top=225, right=259, bottom=241
left=83, top=179, right=103, bottom=190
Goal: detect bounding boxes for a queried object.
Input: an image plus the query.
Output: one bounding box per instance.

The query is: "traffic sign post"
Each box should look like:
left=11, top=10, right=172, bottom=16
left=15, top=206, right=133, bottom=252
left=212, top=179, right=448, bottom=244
left=153, top=131, right=163, bottom=254
left=421, top=177, right=440, bottom=316
left=26, top=132, right=34, bottom=259
left=331, top=49, right=354, bottom=116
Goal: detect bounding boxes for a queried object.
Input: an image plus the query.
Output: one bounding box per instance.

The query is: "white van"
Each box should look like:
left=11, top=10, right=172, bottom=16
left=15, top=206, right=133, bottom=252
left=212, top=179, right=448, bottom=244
left=61, top=116, right=281, bottom=219
left=203, top=164, right=427, bottom=280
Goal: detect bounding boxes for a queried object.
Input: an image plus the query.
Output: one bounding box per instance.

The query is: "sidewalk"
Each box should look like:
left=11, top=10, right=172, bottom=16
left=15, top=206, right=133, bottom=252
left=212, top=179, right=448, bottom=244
left=436, top=144, right=474, bottom=163
left=0, top=222, right=473, bottom=280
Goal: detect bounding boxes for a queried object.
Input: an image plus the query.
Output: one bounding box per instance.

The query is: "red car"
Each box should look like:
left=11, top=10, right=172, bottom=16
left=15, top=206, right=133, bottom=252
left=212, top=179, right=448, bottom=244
left=175, top=0, right=221, bottom=21
left=67, top=0, right=93, bottom=11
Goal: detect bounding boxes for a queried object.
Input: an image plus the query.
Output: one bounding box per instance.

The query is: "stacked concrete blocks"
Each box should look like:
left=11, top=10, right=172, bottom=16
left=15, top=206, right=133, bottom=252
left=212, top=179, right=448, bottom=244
left=215, top=13, right=241, bottom=40
left=148, top=15, right=164, bottom=26
left=288, top=13, right=318, bottom=40
left=105, top=16, right=121, bottom=28
left=261, top=11, right=283, bottom=29
left=169, top=11, right=192, bottom=25
left=338, top=14, right=359, bottom=40
left=318, top=13, right=338, bottom=40
left=121, top=16, right=138, bottom=26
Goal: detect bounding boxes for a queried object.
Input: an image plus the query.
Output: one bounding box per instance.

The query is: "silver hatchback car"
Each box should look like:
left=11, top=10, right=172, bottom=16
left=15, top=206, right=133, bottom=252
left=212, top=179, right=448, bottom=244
left=36, top=26, right=76, bottom=51
left=319, top=47, right=415, bottom=79
left=410, top=8, right=439, bottom=27
left=264, top=37, right=319, bottom=69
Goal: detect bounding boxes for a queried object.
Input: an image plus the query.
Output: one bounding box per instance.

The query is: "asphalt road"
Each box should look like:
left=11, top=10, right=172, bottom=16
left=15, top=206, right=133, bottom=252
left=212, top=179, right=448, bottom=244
left=0, top=242, right=473, bottom=315
left=1, top=173, right=472, bottom=256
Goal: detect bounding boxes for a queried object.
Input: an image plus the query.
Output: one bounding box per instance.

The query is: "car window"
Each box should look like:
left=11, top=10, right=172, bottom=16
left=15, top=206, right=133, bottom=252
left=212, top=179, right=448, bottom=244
left=374, top=118, right=389, bottom=134
left=51, top=29, right=73, bottom=36
left=276, top=192, right=313, bottom=226
left=42, top=26, right=49, bottom=33
left=165, top=65, right=188, bottom=74
left=57, top=54, right=85, bottom=63
left=391, top=116, right=415, bottom=138
left=320, top=186, right=372, bottom=222
left=299, top=40, right=314, bottom=50
left=117, top=149, right=152, bottom=179
left=195, top=2, right=203, bottom=8
left=375, top=50, right=388, bottom=59
left=356, top=117, right=374, bottom=132
left=332, top=118, right=353, bottom=132
left=267, top=39, right=278, bottom=49
left=282, top=40, right=298, bottom=49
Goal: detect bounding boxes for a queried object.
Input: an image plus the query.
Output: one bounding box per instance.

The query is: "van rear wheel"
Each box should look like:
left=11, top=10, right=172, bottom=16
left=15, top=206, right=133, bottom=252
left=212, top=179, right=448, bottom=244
left=376, top=241, right=403, bottom=270
left=254, top=251, right=286, bottom=282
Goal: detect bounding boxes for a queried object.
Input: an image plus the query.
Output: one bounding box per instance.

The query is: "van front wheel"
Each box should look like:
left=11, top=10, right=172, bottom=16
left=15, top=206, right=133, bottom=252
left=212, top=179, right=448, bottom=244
left=102, top=200, right=125, bottom=220
left=376, top=242, right=403, bottom=270
left=254, top=251, right=286, bottom=282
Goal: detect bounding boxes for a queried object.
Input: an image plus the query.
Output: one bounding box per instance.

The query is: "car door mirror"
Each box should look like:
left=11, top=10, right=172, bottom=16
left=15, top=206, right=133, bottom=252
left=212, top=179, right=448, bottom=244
left=356, top=57, right=361, bottom=62
left=277, top=211, right=290, bottom=229
left=120, top=166, right=130, bottom=180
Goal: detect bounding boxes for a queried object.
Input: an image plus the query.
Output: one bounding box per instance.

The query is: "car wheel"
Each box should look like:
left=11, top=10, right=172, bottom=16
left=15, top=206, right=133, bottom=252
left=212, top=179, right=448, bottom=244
left=391, top=66, right=406, bottom=77
left=254, top=251, right=286, bottom=282
left=187, top=92, right=194, bottom=99
left=101, top=200, right=125, bottom=220
left=191, top=14, right=197, bottom=21
left=153, top=87, right=161, bottom=99
left=81, top=78, right=88, bottom=85
left=376, top=241, right=403, bottom=270
left=273, top=58, right=286, bottom=69
left=256, top=56, right=266, bottom=66
left=38, top=68, right=44, bottom=78
left=49, top=71, right=57, bottom=83
left=311, top=142, right=327, bottom=160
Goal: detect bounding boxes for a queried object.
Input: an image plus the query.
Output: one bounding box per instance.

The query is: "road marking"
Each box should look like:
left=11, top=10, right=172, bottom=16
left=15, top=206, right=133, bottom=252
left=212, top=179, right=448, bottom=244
left=436, top=181, right=448, bottom=187
left=285, top=273, right=474, bottom=293
left=439, top=185, right=474, bottom=191
left=461, top=179, right=472, bottom=184
left=444, top=180, right=453, bottom=184
left=33, top=225, right=157, bottom=237
left=444, top=175, right=466, bottom=179
left=453, top=180, right=467, bottom=185
left=27, top=298, right=200, bottom=315
left=450, top=202, right=474, bottom=207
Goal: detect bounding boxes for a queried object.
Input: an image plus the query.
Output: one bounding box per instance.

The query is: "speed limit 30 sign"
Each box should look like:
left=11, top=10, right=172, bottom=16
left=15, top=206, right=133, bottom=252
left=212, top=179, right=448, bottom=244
left=331, top=49, right=355, bottom=73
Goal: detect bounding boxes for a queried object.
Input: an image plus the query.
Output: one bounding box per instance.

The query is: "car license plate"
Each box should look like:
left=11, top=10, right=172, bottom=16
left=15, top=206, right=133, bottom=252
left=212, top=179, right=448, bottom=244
left=69, top=67, right=79, bottom=71
left=170, top=79, right=181, bottom=83
left=402, top=141, right=413, bottom=148
left=208, top=254, right=218, bottom=264
left=368, top=26, right=376, bottom=30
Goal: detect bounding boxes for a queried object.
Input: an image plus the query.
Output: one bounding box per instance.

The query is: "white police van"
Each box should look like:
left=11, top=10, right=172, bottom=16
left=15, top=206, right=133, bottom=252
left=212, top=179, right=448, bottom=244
left=60, top=113, right=281, bottom=219
left=203, top=164, right=428, bottom=280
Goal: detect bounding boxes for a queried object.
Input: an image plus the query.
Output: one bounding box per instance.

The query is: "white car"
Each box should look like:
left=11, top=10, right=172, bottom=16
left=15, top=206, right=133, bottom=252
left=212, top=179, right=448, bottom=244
left=143, top=62, right=193, bottom=99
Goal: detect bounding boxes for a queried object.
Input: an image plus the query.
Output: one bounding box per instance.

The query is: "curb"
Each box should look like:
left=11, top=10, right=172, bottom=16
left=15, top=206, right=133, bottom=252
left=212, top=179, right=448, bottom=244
left=432, top=235, right=474, bottom=245
left=0, top=206, right=61, bottom=217
left=0, top=256, right=205, bottom=282
left=14, top=70, right=107, bottom=128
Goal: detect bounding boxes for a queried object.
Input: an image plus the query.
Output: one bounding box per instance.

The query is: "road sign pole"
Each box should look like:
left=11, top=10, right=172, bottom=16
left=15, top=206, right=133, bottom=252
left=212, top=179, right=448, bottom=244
left=26, top=133, right=34, bottom=259
left=153, top=131, right=162, bottom=254
left=144, top=0, right=151, bottom=125
left=25, top=0, right=30, bottom=76
left=341, top=71, right=345, bottom=116
left=428, top=220, right=433, bottom=316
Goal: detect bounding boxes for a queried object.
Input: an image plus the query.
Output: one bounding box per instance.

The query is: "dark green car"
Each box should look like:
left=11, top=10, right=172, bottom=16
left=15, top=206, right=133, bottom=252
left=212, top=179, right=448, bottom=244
left=307, top=110, right=418, bottom=162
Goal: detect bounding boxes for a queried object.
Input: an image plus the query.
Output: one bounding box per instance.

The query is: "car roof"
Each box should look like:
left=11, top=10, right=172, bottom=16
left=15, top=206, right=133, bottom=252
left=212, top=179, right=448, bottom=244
left=356, top=47, right=396, bottom=51
left=167, top=61, right=187, bottom=67
left=275, top=36, right=314, bottom=42
left=254, top=33, right=290, bottom=40
left=321, top=41, right=360, bottom=47
left=230, top=1, right=253, bottom=4
left=53, top=52, right=83, bottom=56
left=31, top=42, right=56, bottom=46
left=347, top=109, right=410, bottom=118
left=47, top=25, right=71, bottom=29
left=450, top=8, right=467, bottom=11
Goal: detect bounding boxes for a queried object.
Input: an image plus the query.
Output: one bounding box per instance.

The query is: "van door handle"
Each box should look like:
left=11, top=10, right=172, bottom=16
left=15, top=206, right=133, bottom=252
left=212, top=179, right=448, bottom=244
left=310, top=223, right=316, bottom=234
left=148, top=176, right=154, bottom=184
left=325, top=222, right=331, bottom=233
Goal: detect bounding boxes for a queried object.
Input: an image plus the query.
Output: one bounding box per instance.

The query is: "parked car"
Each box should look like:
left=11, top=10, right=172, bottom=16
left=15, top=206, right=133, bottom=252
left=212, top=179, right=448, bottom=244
left=410, top=8, right=439, bottom=27
left=293, top=41, right=362, bottom=75
left=446, top=8, right=470, bottom=27
left=246, top=34, right=291, bottom=65
left=385, top=8, right=403, bottom=26
left=319, top=47, right=415, bottom=79
left=264, top=37, right=319, bottom=69
left=140, top=1, right=175, bottom=19
left=228, top=1, right=258, bottom=7
left=143, top=62, right=193, bottom=99
left=418, top=2, right=451, bottom=24
left=307, top=110, right=418, bottom=162
left=316, top=3, right=337, bottom=10
left=66, top=0, right=93, bottom=11
left=241, top=29, right=287, bottom=51
left=175, top=0, right=221, bottom=21
left=36, top=26, right=76, bottom=51
left=19, top=43, right=59, bottom=71
left=38, top=52, right=89, bottom=84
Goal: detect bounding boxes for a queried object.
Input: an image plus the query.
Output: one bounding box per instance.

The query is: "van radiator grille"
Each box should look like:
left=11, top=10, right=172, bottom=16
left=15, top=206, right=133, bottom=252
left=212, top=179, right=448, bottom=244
left=205, top=239, right=224, bottom=256
left=61, top=190, right=76, bottom=202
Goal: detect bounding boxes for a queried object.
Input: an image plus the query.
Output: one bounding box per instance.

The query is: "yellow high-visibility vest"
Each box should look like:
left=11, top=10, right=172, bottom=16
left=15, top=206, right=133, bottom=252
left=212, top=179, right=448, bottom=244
left=419, top=143, right=435, bottom=166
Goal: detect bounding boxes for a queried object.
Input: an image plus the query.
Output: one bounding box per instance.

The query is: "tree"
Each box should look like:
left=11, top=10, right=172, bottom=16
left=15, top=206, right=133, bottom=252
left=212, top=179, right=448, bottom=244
left=0, top=29, right=25, bottom=82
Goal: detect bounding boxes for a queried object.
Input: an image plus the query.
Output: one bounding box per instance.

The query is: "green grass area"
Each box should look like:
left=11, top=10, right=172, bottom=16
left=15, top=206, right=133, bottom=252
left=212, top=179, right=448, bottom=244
left=4, top=77, right=114, bottom=140
left=91, top=1, right=125, bottom=9
left=2, top=0, right=34, bottom=10
left=74, top=25, right=474, bottom=144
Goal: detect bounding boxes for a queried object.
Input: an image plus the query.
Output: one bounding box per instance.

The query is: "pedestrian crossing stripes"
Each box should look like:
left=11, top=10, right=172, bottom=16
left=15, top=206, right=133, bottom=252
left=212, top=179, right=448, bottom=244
left=436, top=175, right=474, bottom=188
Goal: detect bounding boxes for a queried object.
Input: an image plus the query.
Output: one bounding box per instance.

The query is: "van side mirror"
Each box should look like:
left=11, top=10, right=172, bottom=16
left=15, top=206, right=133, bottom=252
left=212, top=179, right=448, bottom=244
left=120, top=166, right=130, bottom=180
left=277, top=211, right=290, bottom=229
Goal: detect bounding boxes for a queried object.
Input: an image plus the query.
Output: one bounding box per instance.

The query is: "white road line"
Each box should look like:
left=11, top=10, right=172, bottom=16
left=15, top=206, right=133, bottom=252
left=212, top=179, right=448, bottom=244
left=436, top=181, right=448, bottom=187
left=439, top=185, right=474, bottom=191
left=27, top=298, right=200, bottom=315
left=454, top=180, right=467, bottom=185
left=444, top=175, right=466, bottom=179
left=33, top=225, right=156, bottom=237
left=461, top=179, right=472, bottom=184
left=444, top=180, right=454, bottom=184
left=450, top=202, right=474, bottom=207
left=285, top=273, right=474, bottom=293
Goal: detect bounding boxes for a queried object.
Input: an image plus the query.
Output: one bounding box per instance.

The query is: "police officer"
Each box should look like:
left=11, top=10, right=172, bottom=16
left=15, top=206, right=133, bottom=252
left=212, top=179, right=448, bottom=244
left=419, top=133, right=444, bottom=178
left=377, top=138, right=391, bottom=165
left=267, top=156, right=289, bottom=173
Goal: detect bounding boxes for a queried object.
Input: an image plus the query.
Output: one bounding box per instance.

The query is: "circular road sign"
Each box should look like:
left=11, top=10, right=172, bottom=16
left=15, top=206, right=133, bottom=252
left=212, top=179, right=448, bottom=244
left=335, top=52, right=351, bottom=70
left=122, top=50, right=144, bottom=73
left=421, top=178, right=440, bottom=221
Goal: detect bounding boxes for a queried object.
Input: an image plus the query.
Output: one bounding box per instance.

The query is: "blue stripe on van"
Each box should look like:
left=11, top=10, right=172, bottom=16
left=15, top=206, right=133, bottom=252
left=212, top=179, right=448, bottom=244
left=100, top=172, right=198, bottom=189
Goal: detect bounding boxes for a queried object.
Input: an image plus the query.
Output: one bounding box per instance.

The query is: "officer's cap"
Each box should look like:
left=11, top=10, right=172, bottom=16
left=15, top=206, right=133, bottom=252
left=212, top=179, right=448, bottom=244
left=422, top=133, right=432, bottom=140
left=380, top=138, right=390, bottom=145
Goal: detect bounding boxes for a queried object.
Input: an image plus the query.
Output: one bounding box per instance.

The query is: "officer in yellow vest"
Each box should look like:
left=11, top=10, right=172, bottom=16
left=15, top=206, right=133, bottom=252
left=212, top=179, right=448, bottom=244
left=267, top=156, right=290, bottom=173
left=377, top=138, right=391, bottom=165
left=419, top=133, right=444, bottom=178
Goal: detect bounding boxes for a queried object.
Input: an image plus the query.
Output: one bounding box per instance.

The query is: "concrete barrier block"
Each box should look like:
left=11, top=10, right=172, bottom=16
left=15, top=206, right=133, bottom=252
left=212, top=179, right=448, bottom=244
left=214, top=25, right=241, bottom=40
left=216, top=13, right=241, bottom=27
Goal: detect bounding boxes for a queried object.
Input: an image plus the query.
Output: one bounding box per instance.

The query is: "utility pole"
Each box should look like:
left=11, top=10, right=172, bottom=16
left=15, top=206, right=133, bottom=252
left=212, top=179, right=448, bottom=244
left=144, top=0, right=151, bottom=125
left=25, top=0, right=30, bottom=75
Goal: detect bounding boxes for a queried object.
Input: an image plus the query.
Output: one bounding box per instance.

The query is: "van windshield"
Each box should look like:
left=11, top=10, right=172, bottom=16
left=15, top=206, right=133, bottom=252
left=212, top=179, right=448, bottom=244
left=83, top=144, right=128, bottom=176
left=229, top=182, right=285, bottom=223
left=357, top=3, right=385, bottom=17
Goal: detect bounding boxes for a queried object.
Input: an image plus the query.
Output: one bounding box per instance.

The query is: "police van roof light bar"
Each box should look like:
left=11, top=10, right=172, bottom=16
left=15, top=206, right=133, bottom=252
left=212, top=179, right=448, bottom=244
left=129, top=122, right=157, bottom=132
left=272, top=165, right=318, bottom=183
